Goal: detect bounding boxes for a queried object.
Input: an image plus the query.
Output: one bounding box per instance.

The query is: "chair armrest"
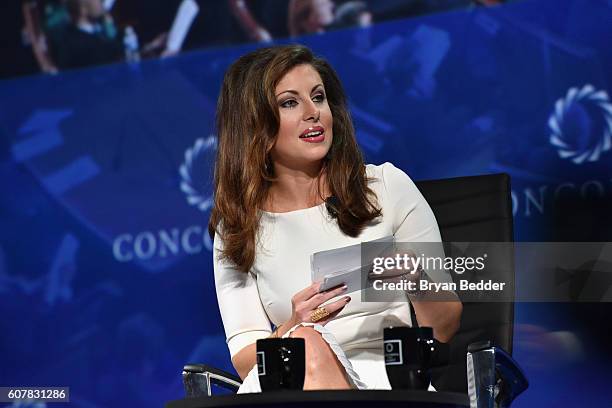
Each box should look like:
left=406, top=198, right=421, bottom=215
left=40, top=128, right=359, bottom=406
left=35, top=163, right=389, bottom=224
left=182, top=363, right=242, bottom=397
left=466, top=341, right=528, bottom=408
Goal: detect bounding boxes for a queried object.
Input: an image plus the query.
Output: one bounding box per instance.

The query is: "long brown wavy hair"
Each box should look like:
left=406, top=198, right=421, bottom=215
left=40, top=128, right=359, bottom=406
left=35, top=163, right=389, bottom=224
left=209, top=44, right=381, bottom=272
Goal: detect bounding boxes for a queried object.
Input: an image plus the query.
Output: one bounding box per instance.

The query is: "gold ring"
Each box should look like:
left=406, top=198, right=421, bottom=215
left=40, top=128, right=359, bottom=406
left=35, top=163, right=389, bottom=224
left=310, top=307, right=330, bottom=323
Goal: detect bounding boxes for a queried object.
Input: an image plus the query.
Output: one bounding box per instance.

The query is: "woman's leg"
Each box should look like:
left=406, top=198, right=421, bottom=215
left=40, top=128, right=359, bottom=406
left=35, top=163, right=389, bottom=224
left=289, top=326, right=352, bottom=390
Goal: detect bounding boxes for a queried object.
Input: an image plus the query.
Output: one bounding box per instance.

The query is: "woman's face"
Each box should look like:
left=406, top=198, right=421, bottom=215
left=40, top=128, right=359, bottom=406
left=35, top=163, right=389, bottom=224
left=270, top=64, right=333, bottom=172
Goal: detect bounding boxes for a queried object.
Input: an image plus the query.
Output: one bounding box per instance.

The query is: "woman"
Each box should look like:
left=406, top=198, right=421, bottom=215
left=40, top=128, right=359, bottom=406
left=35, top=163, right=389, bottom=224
left=209, top=44, right=462, bottom=392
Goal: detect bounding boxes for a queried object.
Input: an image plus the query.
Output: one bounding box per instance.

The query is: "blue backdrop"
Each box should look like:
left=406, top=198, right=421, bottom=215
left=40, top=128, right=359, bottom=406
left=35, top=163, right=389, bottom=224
left=1, top=0, right=611, bottom=406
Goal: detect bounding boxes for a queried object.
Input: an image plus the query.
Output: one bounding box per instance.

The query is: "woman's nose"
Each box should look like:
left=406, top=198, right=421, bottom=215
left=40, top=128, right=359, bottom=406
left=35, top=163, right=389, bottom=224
left=303, top=103, right=320, bottom=122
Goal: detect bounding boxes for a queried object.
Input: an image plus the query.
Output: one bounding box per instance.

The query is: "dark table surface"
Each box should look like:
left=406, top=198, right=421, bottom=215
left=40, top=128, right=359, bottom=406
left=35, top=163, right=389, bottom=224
left=166, top=390, right=470, bottom=408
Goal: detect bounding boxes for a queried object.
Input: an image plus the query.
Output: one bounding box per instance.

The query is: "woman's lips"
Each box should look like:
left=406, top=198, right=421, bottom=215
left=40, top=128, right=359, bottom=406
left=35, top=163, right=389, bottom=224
left=299, top=126, right=325, bottom=143
left=300, top=131, right=325, bottom=143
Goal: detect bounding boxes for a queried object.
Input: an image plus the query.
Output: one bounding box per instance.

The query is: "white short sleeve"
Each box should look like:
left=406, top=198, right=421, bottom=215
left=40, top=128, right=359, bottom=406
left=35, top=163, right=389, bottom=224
left=380, top=162, right=441, bottom=242
left=213, top=233, right=272, bottom=357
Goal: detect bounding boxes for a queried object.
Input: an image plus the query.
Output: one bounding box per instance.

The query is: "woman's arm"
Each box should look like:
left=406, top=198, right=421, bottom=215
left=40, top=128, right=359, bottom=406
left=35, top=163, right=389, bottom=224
left=410, top=298, right=462, bottom=342
left=213, top=232, right=274, bottom=378
left=232, top=343, right=257, bottom=380
left=380, top=162, right=463, bottom=342
left=227, top=0, right=272, bottom=42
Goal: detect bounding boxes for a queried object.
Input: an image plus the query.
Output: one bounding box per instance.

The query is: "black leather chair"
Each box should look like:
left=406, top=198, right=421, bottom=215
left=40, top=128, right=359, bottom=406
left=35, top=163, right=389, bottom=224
left=183, top=173, right=518, bottom=398
left=415, top=173, right=515, bottom=393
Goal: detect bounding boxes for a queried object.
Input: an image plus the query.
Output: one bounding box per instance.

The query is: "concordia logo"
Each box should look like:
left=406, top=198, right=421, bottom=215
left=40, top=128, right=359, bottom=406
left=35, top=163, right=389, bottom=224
left=111, top=136, right=217, bottom=264
left=179, top=135, right=217, bottom=212
left=548, top=84, right=612, bottom=165
left=508, top=85, right=612, bottom=219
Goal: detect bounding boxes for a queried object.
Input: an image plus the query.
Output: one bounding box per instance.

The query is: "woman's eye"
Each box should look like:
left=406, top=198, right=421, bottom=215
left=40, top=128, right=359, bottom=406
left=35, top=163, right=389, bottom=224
left=313, top=93, right=326, bottom=103
left=280, top=99, right=298, bottom=108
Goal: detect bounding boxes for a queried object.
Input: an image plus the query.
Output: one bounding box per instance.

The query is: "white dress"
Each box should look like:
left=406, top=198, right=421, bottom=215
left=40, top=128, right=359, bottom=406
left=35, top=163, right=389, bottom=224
left=213, top=162, right=444, bottom=392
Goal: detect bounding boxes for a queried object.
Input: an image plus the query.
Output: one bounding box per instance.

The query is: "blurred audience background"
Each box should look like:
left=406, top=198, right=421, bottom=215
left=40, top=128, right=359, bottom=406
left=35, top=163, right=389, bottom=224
left=2, top=0, right=511, bottom=79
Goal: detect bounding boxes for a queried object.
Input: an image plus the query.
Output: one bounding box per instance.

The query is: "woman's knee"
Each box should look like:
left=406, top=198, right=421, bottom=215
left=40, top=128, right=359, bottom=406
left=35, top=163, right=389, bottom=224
left=289, top=326, right=334, bottom=351
left=289, top=325, right=322, bottom=341
left=289, top=326, right=338, bottom=370
left=288, top=325, right=351, bottom=389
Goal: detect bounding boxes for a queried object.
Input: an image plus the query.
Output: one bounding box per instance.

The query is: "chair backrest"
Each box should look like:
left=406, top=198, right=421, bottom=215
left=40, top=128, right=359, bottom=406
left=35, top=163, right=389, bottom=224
left=415, top=173, right=514, bottom=393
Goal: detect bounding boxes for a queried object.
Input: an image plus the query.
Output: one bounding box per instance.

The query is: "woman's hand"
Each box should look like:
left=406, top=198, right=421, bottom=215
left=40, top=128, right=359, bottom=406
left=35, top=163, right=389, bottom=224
left=287, top=282, right=351, bottom=327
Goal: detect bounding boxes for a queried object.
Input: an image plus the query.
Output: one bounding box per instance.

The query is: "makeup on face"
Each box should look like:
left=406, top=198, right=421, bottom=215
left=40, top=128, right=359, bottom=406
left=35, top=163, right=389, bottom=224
left=271, top=64, right=333, bottom=169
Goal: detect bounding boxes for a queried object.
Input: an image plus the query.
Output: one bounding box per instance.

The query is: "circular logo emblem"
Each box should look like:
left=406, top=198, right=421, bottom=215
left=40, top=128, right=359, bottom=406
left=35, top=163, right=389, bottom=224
left=548, top=84, right=612, bottom=165
left=179, top=136, right=216, bottom=212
